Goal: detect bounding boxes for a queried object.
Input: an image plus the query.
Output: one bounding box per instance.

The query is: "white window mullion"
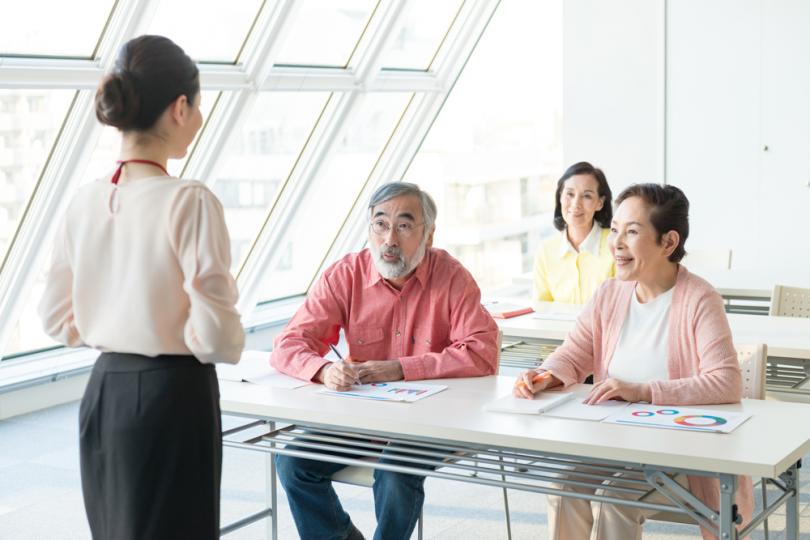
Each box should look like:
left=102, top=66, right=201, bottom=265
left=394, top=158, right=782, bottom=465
left=352, top=0, right=408, bottom=87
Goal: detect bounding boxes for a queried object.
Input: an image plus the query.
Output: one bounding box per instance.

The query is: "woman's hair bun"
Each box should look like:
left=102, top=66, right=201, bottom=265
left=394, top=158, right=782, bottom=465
left=95, top=36, right=199, bottom=132
left=95, top=71, right=140, bottom=129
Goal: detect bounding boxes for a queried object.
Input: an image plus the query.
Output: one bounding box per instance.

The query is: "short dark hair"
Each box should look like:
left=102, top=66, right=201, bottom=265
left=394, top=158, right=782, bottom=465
left=553, top=162, right=613, bottom=231
left=95, top=35, right=200, bottom=132
left=615, top=183, right=690, bottom=263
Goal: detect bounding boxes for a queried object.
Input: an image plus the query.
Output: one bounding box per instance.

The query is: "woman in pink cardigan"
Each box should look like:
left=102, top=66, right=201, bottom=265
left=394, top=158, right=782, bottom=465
left=514, top=184, right=752, bottom=540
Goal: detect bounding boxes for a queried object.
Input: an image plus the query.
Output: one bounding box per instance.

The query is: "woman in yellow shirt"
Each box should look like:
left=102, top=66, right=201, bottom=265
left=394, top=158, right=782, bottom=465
left=534, top=162, right=615, bottom=303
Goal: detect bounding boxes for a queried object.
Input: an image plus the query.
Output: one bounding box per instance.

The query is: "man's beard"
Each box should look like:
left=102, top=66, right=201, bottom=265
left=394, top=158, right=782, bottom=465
left=369, top=239, right=427, bottom=280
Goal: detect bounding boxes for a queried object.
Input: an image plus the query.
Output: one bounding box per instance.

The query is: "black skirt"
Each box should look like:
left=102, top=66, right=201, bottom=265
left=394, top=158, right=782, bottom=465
left=79, top=352, right=221, bottom=540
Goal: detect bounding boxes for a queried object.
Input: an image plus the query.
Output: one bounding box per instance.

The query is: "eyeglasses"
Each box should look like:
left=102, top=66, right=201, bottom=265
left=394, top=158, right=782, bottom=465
left=369, top=219, right=424, bottom=239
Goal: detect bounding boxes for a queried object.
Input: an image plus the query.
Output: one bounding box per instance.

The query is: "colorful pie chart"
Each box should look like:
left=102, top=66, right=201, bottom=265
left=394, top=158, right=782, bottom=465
left=673, top=415, right=727, bottom=427
left=656, top=409, right=679, bottom=415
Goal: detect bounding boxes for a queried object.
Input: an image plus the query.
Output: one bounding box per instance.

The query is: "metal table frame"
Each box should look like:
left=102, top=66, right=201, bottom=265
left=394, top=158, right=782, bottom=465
left=219, top=416, right=801, bottom=540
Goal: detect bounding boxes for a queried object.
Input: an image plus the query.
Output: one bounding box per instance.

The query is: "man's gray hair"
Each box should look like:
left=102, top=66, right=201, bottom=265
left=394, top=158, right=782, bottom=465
left=368, top=182, right=437, bottom=237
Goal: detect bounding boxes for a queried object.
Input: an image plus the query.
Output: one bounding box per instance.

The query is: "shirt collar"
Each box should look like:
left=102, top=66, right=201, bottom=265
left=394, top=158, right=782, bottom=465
left=558, top=222, right=602, bottom=258
left=364, top=248, right=431, bottom=290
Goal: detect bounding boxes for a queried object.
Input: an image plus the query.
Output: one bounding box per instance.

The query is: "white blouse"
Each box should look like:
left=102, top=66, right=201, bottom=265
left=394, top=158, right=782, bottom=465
left=607, top=286, right=674, bottom=383
left=38, top=176, right=245, bottom=364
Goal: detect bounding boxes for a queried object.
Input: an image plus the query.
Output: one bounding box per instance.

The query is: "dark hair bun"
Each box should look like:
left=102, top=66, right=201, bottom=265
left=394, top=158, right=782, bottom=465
left=94, top=35, right=199, bottom=132
left=95, top=71, right=140, bottom=129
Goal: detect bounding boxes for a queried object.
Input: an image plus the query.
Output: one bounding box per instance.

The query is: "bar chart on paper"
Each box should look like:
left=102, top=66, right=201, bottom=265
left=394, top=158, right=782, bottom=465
left=317, top=381, right=448, bottom=402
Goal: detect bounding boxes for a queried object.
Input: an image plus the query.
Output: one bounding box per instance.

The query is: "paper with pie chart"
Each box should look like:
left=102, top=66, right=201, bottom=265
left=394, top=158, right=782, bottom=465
left=602, top=403, right=752, bottom=433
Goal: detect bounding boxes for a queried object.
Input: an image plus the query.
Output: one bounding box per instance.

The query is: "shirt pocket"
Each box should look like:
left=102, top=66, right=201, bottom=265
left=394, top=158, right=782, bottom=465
left=411, top=324, right=450, bottom=356
left=347, top=326, right=385, bottom=359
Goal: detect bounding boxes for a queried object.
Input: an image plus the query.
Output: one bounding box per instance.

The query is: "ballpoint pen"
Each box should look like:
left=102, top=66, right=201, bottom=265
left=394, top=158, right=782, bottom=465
left=329, top=344, right=362, bottom=385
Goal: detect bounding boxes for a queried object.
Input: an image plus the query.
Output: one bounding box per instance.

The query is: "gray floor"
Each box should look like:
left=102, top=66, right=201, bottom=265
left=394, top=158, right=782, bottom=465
left=1, top=401, right=808, bottom=539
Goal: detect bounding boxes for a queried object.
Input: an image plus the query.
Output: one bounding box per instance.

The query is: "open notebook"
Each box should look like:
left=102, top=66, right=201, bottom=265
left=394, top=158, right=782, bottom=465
left=484, top=390, right=630, bottom=421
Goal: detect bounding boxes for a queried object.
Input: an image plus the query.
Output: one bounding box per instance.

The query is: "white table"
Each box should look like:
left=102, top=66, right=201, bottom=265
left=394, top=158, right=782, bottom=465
left=497, top=309, right=810, bottom=361
left=219, top=376, right=810, bottom=539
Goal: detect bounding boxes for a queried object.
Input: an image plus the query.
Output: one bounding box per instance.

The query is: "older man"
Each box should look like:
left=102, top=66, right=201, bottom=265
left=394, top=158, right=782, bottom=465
left=271, top=182, right=499, bottom=540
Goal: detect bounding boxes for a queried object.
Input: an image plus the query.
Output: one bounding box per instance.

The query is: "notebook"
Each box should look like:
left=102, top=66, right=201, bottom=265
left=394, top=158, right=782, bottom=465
left=484, top=391, right=575, bottom=414
left=542, top=398, right=630, bottom=421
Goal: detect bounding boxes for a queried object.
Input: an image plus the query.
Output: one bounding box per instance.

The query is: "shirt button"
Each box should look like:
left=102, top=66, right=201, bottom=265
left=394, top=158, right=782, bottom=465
left=395, top=330, right=401, bottom=337
left=358, top=339, right=364, bottom=344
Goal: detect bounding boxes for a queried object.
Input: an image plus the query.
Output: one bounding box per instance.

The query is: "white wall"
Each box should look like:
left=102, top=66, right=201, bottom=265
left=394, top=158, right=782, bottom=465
left=564, top=0, right=810, bottom=287
left=563, top=0, right=665, bottom=194
left=668, top=0, right=810, bottom=282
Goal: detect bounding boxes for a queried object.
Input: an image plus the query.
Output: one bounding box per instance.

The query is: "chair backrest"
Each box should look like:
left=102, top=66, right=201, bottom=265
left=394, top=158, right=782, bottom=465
left=769, top=284, right=810, bottom=318
left=736, top=343, right=767, bottom=400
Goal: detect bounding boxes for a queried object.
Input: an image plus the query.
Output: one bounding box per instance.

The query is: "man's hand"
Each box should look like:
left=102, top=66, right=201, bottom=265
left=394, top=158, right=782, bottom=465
left=316, top=361, right=361, bottom=391
left=584, top=378, right=652, bottom=405
left=352, top=359, right=404, bottom=384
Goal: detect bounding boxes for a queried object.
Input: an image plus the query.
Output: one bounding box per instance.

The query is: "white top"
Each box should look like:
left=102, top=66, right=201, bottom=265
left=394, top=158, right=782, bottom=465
left=38, top=176, right=245, bottom=364
left=608, top=287, right=674, bottom=383
left=219, top=376, right=810, bottom=478
left=557, top=221, right=602, bottom=258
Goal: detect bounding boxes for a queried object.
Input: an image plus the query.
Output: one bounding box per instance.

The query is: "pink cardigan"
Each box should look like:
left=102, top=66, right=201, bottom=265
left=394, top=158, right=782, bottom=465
left=542, top=266, right=753, bottom=539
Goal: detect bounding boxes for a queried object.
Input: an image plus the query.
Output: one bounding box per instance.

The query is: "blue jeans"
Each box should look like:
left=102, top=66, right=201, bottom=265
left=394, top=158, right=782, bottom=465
left=276, top=443, right=430, bottom=540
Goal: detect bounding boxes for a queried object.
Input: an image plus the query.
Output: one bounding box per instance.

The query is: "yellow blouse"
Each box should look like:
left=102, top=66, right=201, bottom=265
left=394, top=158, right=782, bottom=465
left=533, top=224, right=615, bottom=304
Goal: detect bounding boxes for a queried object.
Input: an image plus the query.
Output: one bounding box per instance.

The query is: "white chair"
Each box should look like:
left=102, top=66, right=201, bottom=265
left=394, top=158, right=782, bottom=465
left=769, top=284, right=810, bottom=318
left=648, top=343, right=768, bottom=536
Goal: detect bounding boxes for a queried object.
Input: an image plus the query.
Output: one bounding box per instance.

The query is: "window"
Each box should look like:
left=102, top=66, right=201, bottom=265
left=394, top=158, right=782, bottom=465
left=146, top=0, right=265, bottom=63
left=0, top=90, right=75, bottom=266
left=210, top=92, right=331, bottom=271
left=0, top=1, right=115, bottom=58
left=256, top=92, right=413, bottom=301
left=2, top=272, right=60, bottom=357
left=380, top=0, right=464, bottom=70
left=273, top=0, right=378, bottom=67
left=403, top=0, right=563, bottom=293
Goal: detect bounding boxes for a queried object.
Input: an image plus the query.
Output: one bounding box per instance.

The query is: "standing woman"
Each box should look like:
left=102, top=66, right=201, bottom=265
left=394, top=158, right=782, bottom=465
left=533, top=162, right=615, bottom=304
left=38, top=36, right=244, bottom=540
